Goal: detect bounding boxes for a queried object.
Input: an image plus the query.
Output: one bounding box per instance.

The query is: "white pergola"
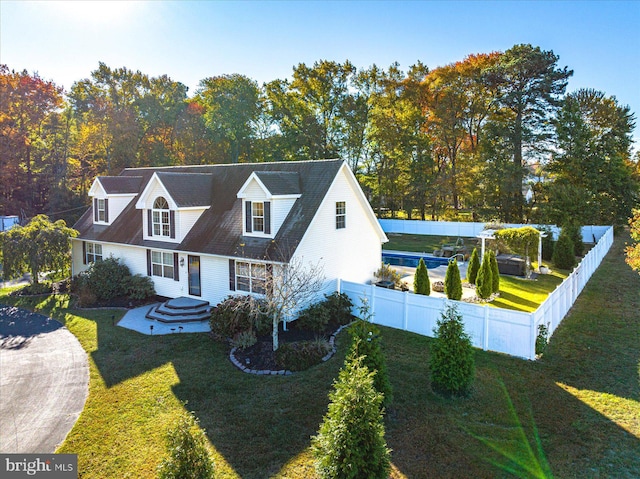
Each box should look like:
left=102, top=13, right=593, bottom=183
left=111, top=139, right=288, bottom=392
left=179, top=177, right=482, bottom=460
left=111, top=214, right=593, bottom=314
left=476, top=228, right=547, bottom=273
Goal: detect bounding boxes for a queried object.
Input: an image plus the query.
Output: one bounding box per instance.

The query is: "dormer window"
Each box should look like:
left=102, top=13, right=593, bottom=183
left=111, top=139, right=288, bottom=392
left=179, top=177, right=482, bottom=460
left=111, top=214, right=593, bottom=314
left=244, top=200, right=271, bottom=235
left=148, top=196, right=175, bottom=239
left=93, top=198, right=108, bottom=223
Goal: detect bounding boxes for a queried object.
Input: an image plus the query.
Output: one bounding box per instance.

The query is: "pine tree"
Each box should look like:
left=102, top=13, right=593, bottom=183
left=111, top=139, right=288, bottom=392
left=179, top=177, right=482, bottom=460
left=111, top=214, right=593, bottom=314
left=413, top=257, right=431, bottom=295
left=488, top=250, right=500, bottom=294
left=553, top=230, right=576, bottom=270
left=476, top=252, right=493, bottom=299
left=312, top=354, right=391, bottom=479
left=563, top=221, right=584, bottom=257
left=430, top=303, right=475, bottom=396
left=466, top=248, right=480, bottom=284
left=444, top=259, right=463, bottom=300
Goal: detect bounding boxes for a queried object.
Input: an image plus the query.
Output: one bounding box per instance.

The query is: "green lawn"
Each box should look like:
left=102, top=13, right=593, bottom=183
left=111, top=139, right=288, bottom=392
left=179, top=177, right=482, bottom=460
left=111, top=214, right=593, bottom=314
left=1, top=232, right=638, bottom=478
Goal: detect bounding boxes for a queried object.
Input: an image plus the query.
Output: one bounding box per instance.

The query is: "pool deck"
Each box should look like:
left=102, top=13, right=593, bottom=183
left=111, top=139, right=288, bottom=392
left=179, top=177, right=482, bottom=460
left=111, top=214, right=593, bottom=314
left=391, top=257, right=475, bottom=300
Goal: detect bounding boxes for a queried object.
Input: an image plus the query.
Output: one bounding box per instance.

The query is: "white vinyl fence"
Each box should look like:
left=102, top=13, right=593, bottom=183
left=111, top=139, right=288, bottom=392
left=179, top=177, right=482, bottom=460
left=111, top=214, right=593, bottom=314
left=339, top=222, right=614, bottom=360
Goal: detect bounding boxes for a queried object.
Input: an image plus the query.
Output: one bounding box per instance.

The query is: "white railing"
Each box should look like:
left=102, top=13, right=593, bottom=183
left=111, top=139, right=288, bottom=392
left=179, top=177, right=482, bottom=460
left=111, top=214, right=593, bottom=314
left=339, top=223, right=614, bottom=360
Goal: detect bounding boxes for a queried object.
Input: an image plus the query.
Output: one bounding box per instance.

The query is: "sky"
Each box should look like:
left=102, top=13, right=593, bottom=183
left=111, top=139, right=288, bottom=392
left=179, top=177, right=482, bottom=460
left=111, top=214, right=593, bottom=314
left=2, top=0, right=639, bottom=148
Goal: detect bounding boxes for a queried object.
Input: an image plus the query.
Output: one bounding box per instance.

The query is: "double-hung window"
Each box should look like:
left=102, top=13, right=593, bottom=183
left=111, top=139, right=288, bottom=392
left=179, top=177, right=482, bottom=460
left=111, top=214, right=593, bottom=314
left=236, top=261, right=266, bottom=294
left=85, top=243, right=103, bottom=263
left=152, top=197, right=171, bottom=237
left=252, top=202, right=264, bottom=232
left=96, top=199, right=106, bottom=222
left=151, top=251, right=174, bottom=279
left=336, top=201, right=346, bottom=229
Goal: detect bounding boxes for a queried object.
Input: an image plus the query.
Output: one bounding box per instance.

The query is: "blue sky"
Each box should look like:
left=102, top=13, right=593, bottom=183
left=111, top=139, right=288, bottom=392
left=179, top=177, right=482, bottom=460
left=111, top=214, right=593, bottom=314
left=2, top=0, right=639, bottom=147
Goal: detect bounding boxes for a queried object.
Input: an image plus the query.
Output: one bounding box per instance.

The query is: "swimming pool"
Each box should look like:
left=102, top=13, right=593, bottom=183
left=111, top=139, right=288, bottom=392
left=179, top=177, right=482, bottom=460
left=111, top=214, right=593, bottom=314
left=382, top=251, right=453, bottom=269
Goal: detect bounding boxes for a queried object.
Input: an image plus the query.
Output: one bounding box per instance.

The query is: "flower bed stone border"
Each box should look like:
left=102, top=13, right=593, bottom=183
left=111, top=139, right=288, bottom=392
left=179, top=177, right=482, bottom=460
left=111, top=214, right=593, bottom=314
left=229, top=322, right=353, bottom=375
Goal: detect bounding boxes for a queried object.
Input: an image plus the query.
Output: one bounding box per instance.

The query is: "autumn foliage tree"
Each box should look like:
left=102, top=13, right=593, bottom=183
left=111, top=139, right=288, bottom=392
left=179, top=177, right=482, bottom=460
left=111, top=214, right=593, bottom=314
left=625, top=209, right=640, bottom=274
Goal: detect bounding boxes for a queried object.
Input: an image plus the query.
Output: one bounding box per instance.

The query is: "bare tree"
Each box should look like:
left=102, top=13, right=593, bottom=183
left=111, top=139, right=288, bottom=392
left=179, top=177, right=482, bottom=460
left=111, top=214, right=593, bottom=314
left=257, top=255, right=325, bottom=351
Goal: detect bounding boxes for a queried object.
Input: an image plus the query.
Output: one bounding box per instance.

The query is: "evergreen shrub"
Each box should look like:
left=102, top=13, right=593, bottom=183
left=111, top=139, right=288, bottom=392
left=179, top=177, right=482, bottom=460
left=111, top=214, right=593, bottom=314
left=429, top=303, right=475, bottom=396
left=323, top=291, right=354, bottom=325
left=552, top=231, right=576, bottom=270
left=466, top=248, right=480, bottom=284
left=123, top=274, right=156, bottom=300
left=476, top=253, right=493, bottom=299
left=444, top=260, right=462, bottom=300
left=157, top=411, right=215, bottom=479
left=488, top=250, right=500, bottom=293
left=311, top=354, right=391, bottom=479
left=414, top=257, right=430, bottom=295
left=297, top=302, right=331, bottom=333
left=275, top=339, right=331, bottom=371
left=85, top=257, right=131, bottom=300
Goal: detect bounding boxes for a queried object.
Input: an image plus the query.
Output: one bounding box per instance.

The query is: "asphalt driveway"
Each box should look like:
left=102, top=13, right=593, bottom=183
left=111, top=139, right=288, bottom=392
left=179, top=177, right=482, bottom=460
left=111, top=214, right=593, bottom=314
left=0, top=304, right=88, bottom=453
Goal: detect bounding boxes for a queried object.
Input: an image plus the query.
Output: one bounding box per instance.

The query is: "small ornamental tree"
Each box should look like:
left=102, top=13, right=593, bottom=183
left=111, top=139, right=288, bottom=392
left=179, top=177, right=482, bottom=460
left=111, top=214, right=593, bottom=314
left=0, top=215, right=77, bottom=284
left=475, top=252, right=493, bottom=299
left=312, top=354, right=391, bottom=479
left=488, top=250, right=500, bottom=294
left=444, top=259, right=462, bottom=300
left=466, top=248, right=480, bottom=284
left=430, top=303, right=475, bottom=396
left=414, top=257, right=430, bottom=295
left=157, top=411, right=215, bottom=479
left=349, top=323, right=393, bottom=406
left=552, top=229, right=576, bottom=270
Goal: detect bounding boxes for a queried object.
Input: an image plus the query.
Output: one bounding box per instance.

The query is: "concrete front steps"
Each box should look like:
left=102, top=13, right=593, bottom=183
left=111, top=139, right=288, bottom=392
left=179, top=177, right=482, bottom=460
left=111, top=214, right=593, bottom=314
left=145, top=297, right=211, bottom=323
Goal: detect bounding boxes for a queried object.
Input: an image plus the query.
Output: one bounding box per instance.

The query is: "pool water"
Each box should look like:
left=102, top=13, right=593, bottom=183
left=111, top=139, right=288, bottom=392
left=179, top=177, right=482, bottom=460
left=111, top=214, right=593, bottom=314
left=382, top=252, right=451, bottom=269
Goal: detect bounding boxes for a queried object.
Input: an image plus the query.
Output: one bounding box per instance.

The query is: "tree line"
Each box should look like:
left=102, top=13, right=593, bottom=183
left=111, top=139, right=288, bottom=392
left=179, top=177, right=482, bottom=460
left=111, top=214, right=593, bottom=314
left=1, top=43, right=638, bottom=227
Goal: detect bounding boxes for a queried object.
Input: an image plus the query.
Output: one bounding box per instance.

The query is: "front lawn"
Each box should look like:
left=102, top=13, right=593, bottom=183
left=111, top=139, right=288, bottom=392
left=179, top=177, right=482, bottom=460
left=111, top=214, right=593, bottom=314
left=1, top=232, right=638, bottom=478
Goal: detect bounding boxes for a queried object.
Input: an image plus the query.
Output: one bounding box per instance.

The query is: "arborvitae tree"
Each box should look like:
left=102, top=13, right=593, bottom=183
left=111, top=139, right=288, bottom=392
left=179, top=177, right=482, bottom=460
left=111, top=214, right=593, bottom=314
left=563, top=221, right=584, bottom=257
left=541, top=226, right=555, bottom=261
left=444, top=259, right=463, bottom=300
left=312, top=354, right=391, bottom=479
left=348, top=319, right=393, bottom=406
left=466, top=248, right=480, bottom=284
left=488, top=250, right=500, bottom=294
left=413, top=257, right=431, bottom=295
left=552, top=230, right=576, bottom=270
left=157, top=411, right=215, bottom=479
left=476, top=252, right=493, bottom=299
left=429, top=303, right=475, bottom=396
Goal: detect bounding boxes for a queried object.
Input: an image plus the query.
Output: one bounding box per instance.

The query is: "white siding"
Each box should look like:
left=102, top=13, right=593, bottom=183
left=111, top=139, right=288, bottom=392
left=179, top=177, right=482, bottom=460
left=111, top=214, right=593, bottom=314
left=106, top=195, right=135, bottom=224
left=295, top=165, right=383, bottom=295
left=272, top=197, right=297, bottom=234
left=178, top=209, right=206, bottom=241
left=243, top=179, right=268, bottom=200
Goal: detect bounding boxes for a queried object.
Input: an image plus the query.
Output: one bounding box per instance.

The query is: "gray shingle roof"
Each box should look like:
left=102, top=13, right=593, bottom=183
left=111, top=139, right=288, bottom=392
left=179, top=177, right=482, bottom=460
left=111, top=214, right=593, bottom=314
left=74, top=159, right=344, bottom=263
left=98, top=176, right=143, bottom=194
left=254, top=171, right=301, bottom=196
left=155, top=172, right=213, bottom=207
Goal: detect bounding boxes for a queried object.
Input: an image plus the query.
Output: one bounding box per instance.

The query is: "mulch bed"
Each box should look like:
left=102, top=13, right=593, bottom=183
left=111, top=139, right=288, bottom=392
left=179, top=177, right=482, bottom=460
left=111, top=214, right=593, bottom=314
left=232, top=318, right=347, bottom=371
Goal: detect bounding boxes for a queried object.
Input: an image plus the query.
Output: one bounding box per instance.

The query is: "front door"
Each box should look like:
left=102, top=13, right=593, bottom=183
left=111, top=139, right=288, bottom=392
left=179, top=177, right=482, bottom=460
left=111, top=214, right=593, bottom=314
left=188, top=255, right=201, bottom=296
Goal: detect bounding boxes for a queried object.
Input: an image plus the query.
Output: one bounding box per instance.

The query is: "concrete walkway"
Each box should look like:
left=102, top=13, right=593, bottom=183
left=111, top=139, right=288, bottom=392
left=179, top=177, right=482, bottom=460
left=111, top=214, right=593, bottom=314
left=0, top=305, right=89, bottom=453
left=117, top=304, right=211, bottom=335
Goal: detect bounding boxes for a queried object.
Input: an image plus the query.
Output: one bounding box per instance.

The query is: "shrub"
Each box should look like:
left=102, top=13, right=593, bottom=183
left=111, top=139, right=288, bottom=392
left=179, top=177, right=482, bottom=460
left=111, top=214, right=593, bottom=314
left=444, top=260, right=462, bottom=300
left=231, top=330, right=257, bottom=351
left=430, top=303, right=475, bottom=396
left=157, top=411, right=215, bottom=479
left=466, top=248, right=481, bottom=284
left=349, top=319, right=393, bottom=405
left=552, top=230, right=576, bottom=270
left=541, top=226, right=555, bottom=261
left=475, top=253, right=493, bottom=299
left=323, top=291, right=353, bottom=325
left=275, top=339, right=331, bottom=371
left=374, top=262, right=403, bottom=288
left=85, top=257, right=131, bottom=300
left=311, top=354, right=391, bottom=479
left=297, top=302, right=331, bottom=333
left=488, top=250, right=500, bottom=294
left=123, top=274, right=156, bottom=300
left=413, top=257, right=431, bottom=295
left=209, top=295, right=267, bottom=338
left=564, top=221, right=584, bottom=257
left=535, top=323, right=550, bottom=356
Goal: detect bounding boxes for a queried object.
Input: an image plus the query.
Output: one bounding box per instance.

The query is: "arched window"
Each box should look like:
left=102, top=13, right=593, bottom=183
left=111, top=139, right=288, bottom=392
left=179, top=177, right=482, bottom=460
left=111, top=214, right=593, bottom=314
left=152, top=196, right=171, bottom=237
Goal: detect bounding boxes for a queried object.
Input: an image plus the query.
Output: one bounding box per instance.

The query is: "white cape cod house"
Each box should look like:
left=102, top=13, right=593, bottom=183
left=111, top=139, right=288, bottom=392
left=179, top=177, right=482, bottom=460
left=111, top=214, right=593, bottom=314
left=71, top=159, right=387, bottom=307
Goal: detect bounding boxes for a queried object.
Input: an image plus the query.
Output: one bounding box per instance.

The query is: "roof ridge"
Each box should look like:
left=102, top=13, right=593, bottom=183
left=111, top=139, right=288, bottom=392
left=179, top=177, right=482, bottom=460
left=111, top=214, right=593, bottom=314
left=121, top=158, right=344, bottom=172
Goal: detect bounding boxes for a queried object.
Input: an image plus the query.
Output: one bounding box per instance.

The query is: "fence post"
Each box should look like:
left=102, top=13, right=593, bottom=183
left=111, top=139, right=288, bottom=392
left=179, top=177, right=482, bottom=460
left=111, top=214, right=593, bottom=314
left=483, top=305, right=489, bottom=351
left=530, top=313, right=536, bottom=360
left=403, top=291, right=409, bottom=331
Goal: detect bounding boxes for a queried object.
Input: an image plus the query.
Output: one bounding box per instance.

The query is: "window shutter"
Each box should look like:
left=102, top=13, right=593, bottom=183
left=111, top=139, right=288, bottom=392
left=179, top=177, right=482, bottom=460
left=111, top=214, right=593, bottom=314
left=170, top=210, right=176, bottom=239
left=82, top=241, right=87, bottom=265
left=146, top=249, right=151, bottom=276
left=245, top=201, right=252, bottom=233
left=173, top=252, right=179, bottom=281
left=147, top=210, right=152, bottom=236
left=104, top=198, right=109, bottom=223
left=264, top=201, right=271, bottom=235
left=229, top=259, right=236, bottom=291
left=94, top=199, right=98, bottom=222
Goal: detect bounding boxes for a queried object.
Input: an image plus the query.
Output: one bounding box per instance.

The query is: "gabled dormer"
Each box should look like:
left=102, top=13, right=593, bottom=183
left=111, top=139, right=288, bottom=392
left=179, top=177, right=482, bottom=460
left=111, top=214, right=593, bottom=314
left=89, top=176, right=143, bottom=225
left=136, top=172, right=212, bottom=243
left=237, top=171, right=301, bottom=238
